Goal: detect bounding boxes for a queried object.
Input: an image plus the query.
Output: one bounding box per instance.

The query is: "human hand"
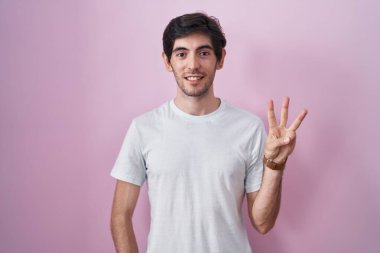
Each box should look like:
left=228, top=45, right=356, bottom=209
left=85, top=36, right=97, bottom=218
left=264, top=97, right=308, bottom=164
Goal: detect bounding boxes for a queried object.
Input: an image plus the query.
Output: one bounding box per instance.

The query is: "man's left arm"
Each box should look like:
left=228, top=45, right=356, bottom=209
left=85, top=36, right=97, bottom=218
left=247, top=97, right=307, bottom=234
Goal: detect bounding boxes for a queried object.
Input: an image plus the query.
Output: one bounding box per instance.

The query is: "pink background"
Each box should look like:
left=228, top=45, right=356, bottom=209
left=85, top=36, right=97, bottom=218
left=1, top=0, right=379, bottom=252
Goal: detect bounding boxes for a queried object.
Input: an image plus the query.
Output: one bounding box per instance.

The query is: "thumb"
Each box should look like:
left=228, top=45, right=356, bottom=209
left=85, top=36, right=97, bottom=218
left=279, top=136, right=291, bottom=145
left=274, top=133, right=294, bottom=146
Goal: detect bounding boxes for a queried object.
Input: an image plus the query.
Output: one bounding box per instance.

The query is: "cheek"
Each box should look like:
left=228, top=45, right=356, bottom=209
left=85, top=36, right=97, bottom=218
left=171, top=64, right=184, bottom=74
left=172, top=69, right=183, bottom=79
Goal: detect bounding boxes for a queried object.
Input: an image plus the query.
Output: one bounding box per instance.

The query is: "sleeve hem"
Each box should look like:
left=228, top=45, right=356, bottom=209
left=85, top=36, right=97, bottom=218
left=245, top=183, right=261, bottom=193
left=110, top=170, right=145, bottom=186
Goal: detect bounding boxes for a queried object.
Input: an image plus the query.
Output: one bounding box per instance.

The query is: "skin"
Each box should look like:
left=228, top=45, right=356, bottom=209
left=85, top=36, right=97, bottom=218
left=247, top=97, right=308, bottom=234
left=162, top=33, right=226, bottom=116
left=110, top=32, right=308, bottom=252
left=111, top=180, right=140, bottom=253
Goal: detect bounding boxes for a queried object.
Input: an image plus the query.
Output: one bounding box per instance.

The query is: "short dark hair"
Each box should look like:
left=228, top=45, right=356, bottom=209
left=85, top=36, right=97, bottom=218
left=162, top=12, right=227, bottom=63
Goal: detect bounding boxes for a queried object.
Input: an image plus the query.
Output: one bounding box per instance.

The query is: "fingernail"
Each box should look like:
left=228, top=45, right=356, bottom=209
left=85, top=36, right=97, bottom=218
left=284, top=137, right=290, bottom=143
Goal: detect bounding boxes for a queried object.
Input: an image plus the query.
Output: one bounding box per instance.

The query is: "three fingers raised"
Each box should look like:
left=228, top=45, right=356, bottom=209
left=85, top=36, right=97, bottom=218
left=267, top=97, right=307, bottom=130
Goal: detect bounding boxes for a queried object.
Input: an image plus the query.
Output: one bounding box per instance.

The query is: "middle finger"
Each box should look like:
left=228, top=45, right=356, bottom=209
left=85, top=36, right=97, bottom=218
left=280, top=96, right=289, bottom=128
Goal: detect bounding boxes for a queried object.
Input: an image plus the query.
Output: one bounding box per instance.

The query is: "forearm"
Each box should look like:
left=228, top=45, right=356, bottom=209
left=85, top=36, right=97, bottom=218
left=251, top=167, right=283, bottom=233
left=111, top=214, right=139, bottom=253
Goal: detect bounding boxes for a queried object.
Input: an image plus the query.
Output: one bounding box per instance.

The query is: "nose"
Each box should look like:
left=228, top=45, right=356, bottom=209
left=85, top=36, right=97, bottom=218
left=187, top=53, right=200, bottom=70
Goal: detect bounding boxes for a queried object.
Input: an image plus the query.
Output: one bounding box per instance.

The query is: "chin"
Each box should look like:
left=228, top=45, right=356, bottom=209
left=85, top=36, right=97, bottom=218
left=185, top=88, right=210, bottom=97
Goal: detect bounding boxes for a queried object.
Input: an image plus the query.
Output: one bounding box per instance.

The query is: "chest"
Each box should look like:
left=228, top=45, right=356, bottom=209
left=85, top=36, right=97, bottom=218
left=143, top=124, right=248, bottom=182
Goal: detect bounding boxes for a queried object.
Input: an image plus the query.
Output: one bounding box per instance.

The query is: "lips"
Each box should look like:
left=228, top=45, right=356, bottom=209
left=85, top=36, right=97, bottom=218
left=184, top=74, right=204, bottom=81
left=185, top=76, right=203, bottom=81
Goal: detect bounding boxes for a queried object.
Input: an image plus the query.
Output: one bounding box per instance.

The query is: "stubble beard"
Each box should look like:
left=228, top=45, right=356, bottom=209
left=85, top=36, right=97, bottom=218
left=173, top=70, right=215, bottom=97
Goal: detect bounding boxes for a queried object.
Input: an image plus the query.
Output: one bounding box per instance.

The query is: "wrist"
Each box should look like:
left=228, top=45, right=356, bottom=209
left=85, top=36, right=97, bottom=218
left=273, top=157, right=288, bottom=164
left=263, top=155, right=287, bottom=171
left=264, top=166, right=284, bottom=179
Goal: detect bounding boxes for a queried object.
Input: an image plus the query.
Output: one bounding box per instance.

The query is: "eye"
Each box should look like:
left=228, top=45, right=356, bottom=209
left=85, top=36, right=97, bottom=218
left=175, top=52, right=186, bottom=58
left=199, top=51, right=210, bottom=57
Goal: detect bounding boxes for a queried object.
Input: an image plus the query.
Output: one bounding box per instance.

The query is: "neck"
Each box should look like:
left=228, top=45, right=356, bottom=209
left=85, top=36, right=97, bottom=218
left=173, top=93, right=221, bottom=116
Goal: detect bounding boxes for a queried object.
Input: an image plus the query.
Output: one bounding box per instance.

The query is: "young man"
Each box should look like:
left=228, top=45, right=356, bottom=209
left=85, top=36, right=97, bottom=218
left=110, top=12, right=307, bottom=253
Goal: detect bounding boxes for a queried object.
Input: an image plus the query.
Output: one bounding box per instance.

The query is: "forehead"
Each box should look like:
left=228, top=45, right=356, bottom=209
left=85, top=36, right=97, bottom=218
left=173, top=33, right=213, bottom=50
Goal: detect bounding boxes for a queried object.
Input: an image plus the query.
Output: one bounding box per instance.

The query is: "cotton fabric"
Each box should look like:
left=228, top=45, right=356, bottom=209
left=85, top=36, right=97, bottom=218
left=111, top=98, right=266, bottom=253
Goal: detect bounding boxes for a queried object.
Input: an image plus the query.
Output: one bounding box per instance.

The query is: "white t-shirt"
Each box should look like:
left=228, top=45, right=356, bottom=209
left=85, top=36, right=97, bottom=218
left=111, top=98, right=266, bottom=253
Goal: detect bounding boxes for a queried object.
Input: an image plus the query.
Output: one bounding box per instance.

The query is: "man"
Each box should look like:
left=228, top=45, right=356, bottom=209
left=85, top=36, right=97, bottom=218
left=110, top=12, right=307, bottom=253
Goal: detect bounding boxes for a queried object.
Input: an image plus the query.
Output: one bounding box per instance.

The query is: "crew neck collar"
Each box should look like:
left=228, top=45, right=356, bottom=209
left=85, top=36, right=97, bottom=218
left=169, top=98, right=226, bottom=121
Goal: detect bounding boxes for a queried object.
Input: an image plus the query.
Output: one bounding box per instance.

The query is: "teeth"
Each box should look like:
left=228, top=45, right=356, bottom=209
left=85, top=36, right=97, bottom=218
left=186, top=76, right=202, bottom=80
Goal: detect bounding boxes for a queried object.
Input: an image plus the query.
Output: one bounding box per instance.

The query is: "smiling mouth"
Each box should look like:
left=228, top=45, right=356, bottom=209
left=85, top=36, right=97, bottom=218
left=184, top=76, right=204, bottom=81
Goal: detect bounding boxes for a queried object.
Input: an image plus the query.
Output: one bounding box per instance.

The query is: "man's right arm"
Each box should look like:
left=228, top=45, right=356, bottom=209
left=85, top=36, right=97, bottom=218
left=111, top=179, right=141, bottom=253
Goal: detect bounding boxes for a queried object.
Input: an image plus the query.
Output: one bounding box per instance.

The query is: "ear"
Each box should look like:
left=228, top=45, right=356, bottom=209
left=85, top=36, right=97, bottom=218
left=216, top=48, right=226, bottom=70
left=162, top=52, right=173, bottom=72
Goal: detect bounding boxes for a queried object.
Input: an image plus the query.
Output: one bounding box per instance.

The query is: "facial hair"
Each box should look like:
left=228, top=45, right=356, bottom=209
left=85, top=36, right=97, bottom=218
left=172, top=69, right=216, bottom=97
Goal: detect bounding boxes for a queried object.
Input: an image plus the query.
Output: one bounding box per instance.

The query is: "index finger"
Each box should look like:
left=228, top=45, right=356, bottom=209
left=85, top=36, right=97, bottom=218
left=289, top=109, right=308, bottom=131
left=267, top=99, right=278, bottom=128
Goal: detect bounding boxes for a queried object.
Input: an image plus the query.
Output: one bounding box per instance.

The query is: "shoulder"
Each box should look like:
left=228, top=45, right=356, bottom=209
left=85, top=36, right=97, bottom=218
left=222, top=100, right=265, bottom=130
left=131, top=100, right=170, bottom=129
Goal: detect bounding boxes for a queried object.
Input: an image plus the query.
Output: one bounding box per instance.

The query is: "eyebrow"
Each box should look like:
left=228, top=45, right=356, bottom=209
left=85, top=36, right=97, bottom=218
left=172, top=44, right=214, bottom=53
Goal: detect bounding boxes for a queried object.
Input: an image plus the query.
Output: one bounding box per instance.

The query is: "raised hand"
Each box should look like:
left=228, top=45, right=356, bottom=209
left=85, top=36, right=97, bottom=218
left=264, top=97, right=308, bottom=165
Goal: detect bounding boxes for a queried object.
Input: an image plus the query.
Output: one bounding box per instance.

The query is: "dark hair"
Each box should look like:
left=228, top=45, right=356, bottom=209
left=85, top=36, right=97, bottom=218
left=162, top=12, right=227, bottom=63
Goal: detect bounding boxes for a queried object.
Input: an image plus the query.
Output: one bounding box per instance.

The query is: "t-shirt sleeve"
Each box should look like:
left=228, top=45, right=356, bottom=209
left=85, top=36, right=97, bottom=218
left=110, top=120, right=146, bottom=186
left=245, top=120, right=267, bottom=193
